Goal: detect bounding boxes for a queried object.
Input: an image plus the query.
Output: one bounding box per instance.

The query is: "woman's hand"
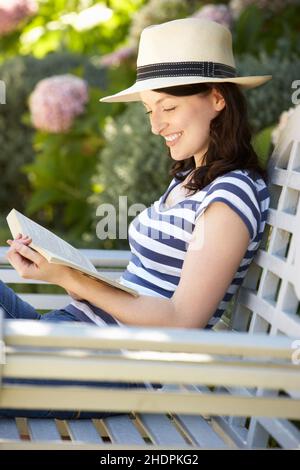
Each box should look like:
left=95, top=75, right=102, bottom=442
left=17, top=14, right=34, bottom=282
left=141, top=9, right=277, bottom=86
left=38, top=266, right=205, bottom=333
left=6, top=233, right=70, bottom=285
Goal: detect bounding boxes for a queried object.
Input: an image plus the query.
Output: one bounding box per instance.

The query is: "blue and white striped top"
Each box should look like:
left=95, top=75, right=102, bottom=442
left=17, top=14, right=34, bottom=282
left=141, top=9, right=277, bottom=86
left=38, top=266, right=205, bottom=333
left=66, top=169, right=270, bottom=329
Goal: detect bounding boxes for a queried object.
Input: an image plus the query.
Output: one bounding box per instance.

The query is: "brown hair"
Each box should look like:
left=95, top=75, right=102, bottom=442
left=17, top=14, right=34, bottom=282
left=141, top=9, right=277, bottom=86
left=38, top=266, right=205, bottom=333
left=155, top=82, right=268, bottom=194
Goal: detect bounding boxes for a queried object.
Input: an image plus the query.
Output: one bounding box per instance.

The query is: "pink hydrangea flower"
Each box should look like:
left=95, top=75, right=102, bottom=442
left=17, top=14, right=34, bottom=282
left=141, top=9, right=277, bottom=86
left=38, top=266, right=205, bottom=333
left=29, top=75, right=89, bottom=133
left=192, top=4, right=233, bottom=29
left=0, top=0, right=38, bottom=36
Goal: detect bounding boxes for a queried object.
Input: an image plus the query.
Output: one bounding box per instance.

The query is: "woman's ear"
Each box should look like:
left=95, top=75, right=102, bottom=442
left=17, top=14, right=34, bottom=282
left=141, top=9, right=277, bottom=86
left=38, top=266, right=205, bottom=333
left=211, top=88, right=226, bottom=112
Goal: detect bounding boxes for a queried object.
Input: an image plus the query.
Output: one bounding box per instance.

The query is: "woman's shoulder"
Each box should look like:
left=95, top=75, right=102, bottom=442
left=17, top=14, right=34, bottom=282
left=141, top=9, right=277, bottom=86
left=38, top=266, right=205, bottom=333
left=210, top=169, right=268, bottom=194
left=194, top=169, right=270, bottom=242
left=213, top=168, right=264, bottom=182
left=199, top=169, right=270, bottom=216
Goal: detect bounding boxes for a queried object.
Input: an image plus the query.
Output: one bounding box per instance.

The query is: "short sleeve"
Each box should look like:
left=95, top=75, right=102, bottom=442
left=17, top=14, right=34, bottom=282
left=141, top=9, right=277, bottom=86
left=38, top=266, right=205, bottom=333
left=195, top=172, right=262, bottom=242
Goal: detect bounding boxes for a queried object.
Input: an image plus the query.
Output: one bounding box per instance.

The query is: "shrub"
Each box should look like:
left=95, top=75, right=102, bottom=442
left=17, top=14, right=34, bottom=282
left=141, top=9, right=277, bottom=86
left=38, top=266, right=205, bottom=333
left=23, top=87, right=107, bottom=243
left=237, top=46, right=300, bottom=133
left=0, top=52, right=106, bottom=213
left=232, top=3, right=300, bottom=56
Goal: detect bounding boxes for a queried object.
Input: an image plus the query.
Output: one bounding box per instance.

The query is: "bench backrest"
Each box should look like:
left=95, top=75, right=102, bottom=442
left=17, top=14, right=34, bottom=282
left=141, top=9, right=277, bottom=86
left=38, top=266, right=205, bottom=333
left=231, top=108, right=300, bottom=337
left=220, top=105, right=300, bottom=448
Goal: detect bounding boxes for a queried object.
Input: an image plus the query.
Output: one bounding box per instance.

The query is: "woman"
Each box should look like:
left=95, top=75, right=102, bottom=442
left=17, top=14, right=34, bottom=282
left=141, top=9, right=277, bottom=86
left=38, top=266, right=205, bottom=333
left=1, top=18, right=271, bottom=418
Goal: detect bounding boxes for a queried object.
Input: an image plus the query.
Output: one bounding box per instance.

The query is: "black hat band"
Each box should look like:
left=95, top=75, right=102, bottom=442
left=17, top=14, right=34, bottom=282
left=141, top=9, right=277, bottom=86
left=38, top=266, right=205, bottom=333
left=137, top=61, right=236, bottom=81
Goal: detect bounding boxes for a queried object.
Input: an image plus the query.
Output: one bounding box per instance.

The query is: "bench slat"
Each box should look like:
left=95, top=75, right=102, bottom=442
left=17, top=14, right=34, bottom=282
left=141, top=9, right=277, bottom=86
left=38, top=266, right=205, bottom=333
left=0, top=248, right=131, bottom=267
left=6, top=354, right=300, bottom=390
left=0, top=418, right=20, bottom=440
left=139, top=413, right=187, bottom=446
left=175, top=415, right=228, bottom=448
left=5, top=321, right=296, bottom=358
left=27, top=419, right=61, bottom=441
left=212, top=417, right=248, bottom=448
left=2, top=386, right=300, bottom=419
left=104, top=415, right=145, bottom=445
left=1, top=270, right=123, bottom=284
left=164, top=385, right=228, bottom=448
left=66, top=420, right=103, bottom=443
left=258, top=418, right=300, bottom=449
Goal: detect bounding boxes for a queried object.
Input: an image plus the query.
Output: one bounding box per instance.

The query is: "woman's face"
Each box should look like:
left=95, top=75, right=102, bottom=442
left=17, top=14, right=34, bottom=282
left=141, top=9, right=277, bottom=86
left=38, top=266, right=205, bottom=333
left=140, top=88, right=225, bottom=167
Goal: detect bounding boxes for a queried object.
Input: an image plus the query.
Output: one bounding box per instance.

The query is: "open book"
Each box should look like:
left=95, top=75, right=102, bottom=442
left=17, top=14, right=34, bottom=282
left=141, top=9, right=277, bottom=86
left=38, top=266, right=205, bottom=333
left=6, top=209, right=139, bottom=297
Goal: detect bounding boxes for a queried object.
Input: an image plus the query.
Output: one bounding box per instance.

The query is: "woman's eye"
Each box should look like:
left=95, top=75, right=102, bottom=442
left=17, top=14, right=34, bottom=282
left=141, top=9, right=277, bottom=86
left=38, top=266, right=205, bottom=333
left=163, top=106, right=176, bottom=111
left=145, top=107, right=176, bottom=115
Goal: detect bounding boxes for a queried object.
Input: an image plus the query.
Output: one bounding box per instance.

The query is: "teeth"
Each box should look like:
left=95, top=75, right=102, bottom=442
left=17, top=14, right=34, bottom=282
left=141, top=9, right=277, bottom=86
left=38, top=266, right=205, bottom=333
left=165, top=132, right=182, bottom=142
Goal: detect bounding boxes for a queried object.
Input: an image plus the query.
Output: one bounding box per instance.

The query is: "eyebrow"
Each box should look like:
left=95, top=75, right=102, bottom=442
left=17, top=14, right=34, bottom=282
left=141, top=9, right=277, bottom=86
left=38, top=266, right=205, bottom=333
left=142, top=97, right=170, bottom=107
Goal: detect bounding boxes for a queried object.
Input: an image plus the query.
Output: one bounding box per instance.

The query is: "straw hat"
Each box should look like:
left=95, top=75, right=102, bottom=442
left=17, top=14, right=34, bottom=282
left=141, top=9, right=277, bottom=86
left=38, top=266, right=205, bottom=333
left=100, top=18, right=271, bottom=103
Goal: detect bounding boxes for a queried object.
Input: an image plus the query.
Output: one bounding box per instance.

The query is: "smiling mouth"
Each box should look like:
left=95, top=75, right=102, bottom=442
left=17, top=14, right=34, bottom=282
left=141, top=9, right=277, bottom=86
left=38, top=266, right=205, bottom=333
left=164, top=132, right=183, bottom=146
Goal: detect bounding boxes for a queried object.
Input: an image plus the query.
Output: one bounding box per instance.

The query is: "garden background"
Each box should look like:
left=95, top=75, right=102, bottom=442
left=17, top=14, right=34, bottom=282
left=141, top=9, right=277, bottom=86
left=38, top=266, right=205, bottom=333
left=0, top=0, right=299, bottom=254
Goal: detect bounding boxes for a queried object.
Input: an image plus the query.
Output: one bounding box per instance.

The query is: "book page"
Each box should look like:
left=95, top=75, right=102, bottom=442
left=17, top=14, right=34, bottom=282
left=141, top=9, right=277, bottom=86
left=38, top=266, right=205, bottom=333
left=7, top=210, right=96, bottom=273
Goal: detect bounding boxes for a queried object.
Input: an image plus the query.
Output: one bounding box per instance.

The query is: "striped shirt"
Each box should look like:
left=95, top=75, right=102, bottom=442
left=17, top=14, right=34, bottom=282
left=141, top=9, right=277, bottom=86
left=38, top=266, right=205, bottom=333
left=66, top=169, right=270, bottom=329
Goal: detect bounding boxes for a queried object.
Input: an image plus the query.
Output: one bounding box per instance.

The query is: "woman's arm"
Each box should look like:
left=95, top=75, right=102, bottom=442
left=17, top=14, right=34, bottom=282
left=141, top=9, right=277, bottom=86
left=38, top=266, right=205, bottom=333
left=61, top=269, right=177, bottom=327
left=6, top=201, right=250, bottom=328
left=60, top=201, right=250, bottom=328
left=6, top=235, right=178, bottom=327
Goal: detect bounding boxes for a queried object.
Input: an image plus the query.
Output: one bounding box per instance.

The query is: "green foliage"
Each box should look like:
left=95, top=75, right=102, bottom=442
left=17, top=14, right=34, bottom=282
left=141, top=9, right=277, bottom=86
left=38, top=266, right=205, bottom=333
left=22, top=87, right=108, bottom=243
left=233, top=5, right=265, bottom=55
left=0, top=55, right=36, bottom=213
left=252, top=125, right=275, bottom=168
left=0, top=1, right=146, bottom=245
left=0, top=52, right=106, bottom=214
left=237, top=46, right=300, bottom=132
left=90, top=102, right=171, bottom=249
left=0, top=0, right=147, bottom=61
left=0, top=214, right=11, bottom=246
left=233, top=3, right=300, bottom=56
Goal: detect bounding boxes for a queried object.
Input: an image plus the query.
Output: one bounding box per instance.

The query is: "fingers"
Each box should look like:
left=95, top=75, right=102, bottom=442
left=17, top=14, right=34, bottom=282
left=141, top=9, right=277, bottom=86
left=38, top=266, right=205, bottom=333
left=7, top=233, right=24, bottom=242
left=6, top=233, right=32, bottom=243
left=7, top=234, right=31, bottom=246
left=12, top=242, right=42, bottom=266
left=5, top=234, right=49, bottom=281
left=5, top=243, right=34, bottom=277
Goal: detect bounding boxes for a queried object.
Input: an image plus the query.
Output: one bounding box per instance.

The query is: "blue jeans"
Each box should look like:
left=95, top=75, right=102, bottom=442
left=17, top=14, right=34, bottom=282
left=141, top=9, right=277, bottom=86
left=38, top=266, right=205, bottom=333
left=0, top=280, right=145, bottom=419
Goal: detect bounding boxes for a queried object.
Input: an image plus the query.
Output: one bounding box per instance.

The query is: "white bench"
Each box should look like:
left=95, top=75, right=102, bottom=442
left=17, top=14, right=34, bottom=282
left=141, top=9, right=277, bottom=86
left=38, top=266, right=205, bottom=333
left=0, top=107, right=300, bottom=450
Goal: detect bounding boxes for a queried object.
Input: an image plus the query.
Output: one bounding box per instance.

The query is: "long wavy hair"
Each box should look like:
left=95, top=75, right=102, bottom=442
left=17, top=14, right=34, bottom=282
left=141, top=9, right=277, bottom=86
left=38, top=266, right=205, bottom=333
left=154, top=82, right=268, bottom=194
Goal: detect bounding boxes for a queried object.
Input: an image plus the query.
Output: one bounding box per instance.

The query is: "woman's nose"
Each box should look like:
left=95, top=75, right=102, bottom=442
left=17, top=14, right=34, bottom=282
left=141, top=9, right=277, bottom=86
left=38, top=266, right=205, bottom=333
left=150, top=113, right=168, bottom=135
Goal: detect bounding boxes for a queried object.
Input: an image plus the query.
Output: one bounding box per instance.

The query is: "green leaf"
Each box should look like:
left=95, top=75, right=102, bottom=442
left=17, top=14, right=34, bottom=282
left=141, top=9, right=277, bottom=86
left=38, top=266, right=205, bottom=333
left=234, top=5, right=265, bottom=55
left=252, top=125, right=275, bottom=168
left=26, top=188, right=63, bottom=214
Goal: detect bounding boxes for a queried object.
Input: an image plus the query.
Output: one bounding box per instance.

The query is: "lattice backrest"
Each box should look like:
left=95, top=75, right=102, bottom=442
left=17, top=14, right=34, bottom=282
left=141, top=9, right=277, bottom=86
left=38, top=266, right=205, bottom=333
left=231, top=106, right=300, bottom=337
